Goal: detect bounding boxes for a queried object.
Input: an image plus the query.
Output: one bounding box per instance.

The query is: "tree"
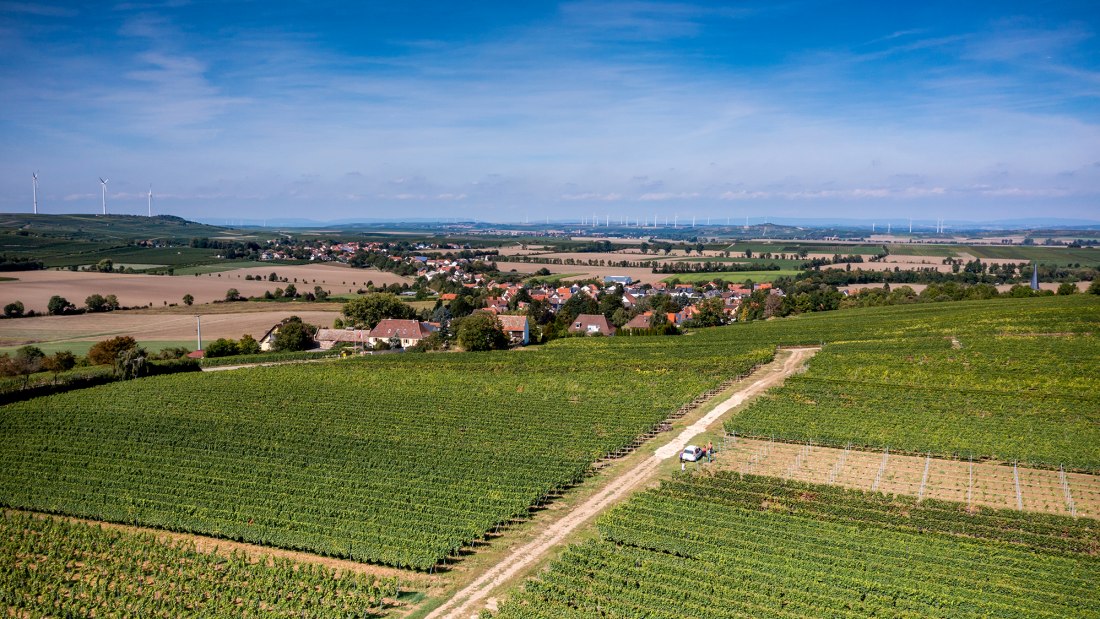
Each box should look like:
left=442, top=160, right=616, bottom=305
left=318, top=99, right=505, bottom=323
left=283, top=283, right=297, bottom=298
left=1056, top=282, right=1079, bottom=295
left=238, top=334, right=261, bottom=355
left=15, top=345, right=45, bottom=367
left=42, top=351, right=77, bottom=381
left=1089, top=280, right=1100, bottom=295
left=85, top=294, right=108, bottom=312
left=47, top=295, right=75, bottom=316
left=449, top=295, right=475, bottom=318
left=225, top=288, right=242, bottom=302
left=182, top=294, right=194, bottom=306
left=693, top=296, right=728, bottom=327
left=0, top=346, right=45, bottom=387
left=204, top=338, right=239, bottom=358
left=115, top=347, right=148, bottom=379
left=104, top=294, right=120, bottom=310
left=457, top=313, right=508, bottom=351
left=88, top=336, right=138, bottom=366
left=313, top=286, right=329, bottom=302
left=342, top=293, right=415, bottom=328
left=3, top=301, right=24, bottom=318
left=273, top=319, right=315, bottom=351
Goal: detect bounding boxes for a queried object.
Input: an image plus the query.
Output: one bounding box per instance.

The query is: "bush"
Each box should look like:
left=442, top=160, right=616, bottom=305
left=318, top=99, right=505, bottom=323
left=87, top=336, right=138, bottom=366
left=204, top=338, right=239, bottom=358
left=3, top=301, right=24, bottom=318
left=47, top=295, right=75, bottom=316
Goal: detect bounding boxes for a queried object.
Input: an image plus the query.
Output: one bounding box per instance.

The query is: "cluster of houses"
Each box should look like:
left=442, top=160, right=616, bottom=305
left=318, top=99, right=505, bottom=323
left=258, top=240, right=469, bottom=264
left=298, top=276, right=781, bottom=350
left=310, top=315, right=532, bottom=350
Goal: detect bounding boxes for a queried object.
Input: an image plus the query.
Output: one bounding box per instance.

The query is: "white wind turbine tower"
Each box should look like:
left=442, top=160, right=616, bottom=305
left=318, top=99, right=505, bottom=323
left=147, top=185, right=153, bottom=217
left=99, top=177, right=109, bottom=215
left=32, top=172, right=39, bottom=214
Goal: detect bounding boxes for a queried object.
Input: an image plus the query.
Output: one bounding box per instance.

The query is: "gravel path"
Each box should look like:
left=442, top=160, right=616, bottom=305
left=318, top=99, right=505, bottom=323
left=428, top=347, right=819, bottom=619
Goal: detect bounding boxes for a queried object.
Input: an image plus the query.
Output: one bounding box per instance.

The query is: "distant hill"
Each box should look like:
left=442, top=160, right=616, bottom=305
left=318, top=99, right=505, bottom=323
left=0, top=213, right=234, bottom=243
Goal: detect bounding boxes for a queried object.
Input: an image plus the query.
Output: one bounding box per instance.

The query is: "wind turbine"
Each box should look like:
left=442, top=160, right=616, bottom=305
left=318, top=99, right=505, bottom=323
left=99, top=177, right=109, bottom=215
left=147, top=185, right=153, bottom=217
left=32, top=172, right=39, bottom=214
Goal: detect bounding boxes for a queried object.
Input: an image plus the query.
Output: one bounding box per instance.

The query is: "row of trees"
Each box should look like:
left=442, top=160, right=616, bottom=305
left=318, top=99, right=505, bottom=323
left=0, top=336, right=191, bottom=388
left=2, top=294, right=125, bottom=319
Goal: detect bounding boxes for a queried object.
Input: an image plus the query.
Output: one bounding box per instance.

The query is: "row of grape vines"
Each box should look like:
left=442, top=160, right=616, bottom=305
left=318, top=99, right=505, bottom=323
left=1, top=512, right=401, bottom=618
left=0, top=338, right=773, bottom=570
left=492, top=472, right=1100, bottom=618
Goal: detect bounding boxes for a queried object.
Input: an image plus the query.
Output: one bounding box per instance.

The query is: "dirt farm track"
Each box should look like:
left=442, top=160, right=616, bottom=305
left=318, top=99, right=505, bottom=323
left=0, top=264, right=410, bottom=314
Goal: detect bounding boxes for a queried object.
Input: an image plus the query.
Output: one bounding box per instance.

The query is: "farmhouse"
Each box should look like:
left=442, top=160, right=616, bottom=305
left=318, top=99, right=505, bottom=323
left=368, top=319, right=437, bottom=348
left=497, top=314, right=530, bottom=345
left=315, top=328, right=371, bottom=350
left=569, top=313, right=615, bottom=336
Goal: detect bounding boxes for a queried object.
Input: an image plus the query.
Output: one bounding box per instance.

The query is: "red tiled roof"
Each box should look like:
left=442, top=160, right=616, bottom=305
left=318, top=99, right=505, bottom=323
left=568, top=314, right=615, bottom=335
left=498, top=315, right=529, bottom=333
left=316, top=328, right=370, bottom=342
left=369, top=319, right=432, bottom=340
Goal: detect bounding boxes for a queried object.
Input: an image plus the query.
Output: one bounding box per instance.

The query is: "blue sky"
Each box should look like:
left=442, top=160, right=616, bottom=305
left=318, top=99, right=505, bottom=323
left=1, top=1, right=1098, bottom=223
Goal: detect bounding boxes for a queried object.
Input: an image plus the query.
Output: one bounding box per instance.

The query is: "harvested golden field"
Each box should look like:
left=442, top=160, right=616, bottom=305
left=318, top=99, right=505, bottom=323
left=0, top=264, right=409, bottom=314
left=0, top=309, right=340, bottom=348
left=195, top=263, right=411, bottom=291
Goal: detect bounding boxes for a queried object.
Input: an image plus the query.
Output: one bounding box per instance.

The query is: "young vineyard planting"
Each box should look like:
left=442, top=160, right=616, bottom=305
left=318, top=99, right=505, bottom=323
left=0, top=512, right=402, bottom=617
left=724, top=296, right=1100, bottom=471
left=0, top=339, right=773, bottom=570
left=494, top=473, right=1100, bottom=618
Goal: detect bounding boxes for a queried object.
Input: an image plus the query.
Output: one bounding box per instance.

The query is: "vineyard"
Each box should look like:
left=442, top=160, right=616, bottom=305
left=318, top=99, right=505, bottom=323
left=0, top=337, right=773, bottom=571
left=723, top=296, right=1100, bottom=471
left=493, top=472, right=1100, bottom=618
left=0, top=512, right=403, bottom=617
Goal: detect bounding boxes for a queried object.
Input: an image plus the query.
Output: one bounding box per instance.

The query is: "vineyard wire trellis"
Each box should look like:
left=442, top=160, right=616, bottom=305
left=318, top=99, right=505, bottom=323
left=826, top=442, right=851, bottom=485
left=871, top=446, right=889, bottom=493
left=1059, top=464, right=1077, bottom=518
left=968, top=455, right=974, bottom=510
left=1013, top=460, right=1024, bottom=511
left=918, top=453, right=931, bottom=500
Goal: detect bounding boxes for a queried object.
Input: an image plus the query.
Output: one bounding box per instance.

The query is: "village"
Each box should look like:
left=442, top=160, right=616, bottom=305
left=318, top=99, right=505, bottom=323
left=292, top=275, right=780, bottom=354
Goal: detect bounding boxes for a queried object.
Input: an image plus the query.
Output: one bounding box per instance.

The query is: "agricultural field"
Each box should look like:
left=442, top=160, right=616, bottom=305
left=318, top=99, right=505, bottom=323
left=661, top=269, right=802, bottom=283
left=0, top=512, right=408, bottom=617
left=0, top=339, right=774, bottom=571
left=0, top=262, right=404, bottom=315
left=724, top=311, right=1100, bottom=471
left=963, top=244, right=1100, bottom=266
left=494, top=261, right=663, bottom=284
left=190, top=262, right=412, bottom=290
left=493, top=473, right=1100, bottom=618
left=0, top=305, right=340, bottom=350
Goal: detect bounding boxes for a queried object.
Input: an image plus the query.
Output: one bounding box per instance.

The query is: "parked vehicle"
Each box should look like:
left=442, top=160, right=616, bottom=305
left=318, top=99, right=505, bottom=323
left=680, top=445, right=704, bottom=462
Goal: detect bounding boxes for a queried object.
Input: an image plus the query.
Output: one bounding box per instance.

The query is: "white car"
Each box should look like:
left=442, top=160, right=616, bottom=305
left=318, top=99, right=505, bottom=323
left=680, top=445, right=704, bottom=462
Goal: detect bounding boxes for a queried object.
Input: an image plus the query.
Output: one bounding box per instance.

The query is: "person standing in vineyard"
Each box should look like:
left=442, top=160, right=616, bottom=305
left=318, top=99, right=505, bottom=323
left=707, top=441, right=714, bottom=462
